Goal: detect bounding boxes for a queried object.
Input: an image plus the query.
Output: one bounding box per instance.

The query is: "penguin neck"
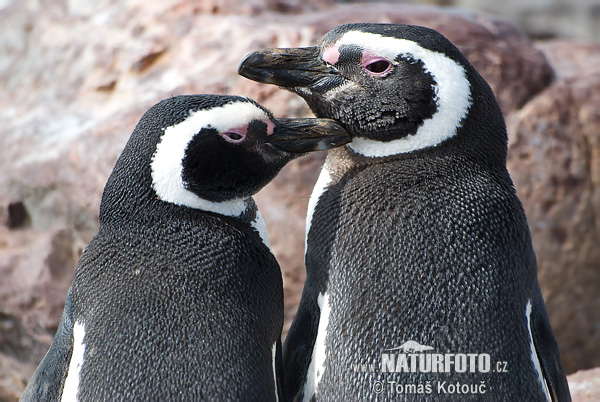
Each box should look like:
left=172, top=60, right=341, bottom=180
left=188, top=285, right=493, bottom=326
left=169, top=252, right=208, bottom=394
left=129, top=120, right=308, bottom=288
left=325, top=141, right=496, bottom=184
left=99, top=147, right=255, bottom=226
left=99, top=185, right=254, bottom=226
left=329, top=107, right=508, bottom=174
left=160, top=194, right=249, bottom=218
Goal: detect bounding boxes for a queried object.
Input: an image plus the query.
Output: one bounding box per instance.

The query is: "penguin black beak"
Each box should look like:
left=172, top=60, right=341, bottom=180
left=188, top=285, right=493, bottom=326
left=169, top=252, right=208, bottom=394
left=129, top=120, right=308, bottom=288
left=239, top=47, right=337, bottom=88
left=267, top=118, right=350, bottom=153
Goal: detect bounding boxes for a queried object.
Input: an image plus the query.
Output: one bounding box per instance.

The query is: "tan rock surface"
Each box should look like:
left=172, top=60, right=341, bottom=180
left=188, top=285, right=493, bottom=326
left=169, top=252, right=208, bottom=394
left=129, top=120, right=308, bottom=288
left=507, top=70, right=600, bottom=374
left=568, top=367, right=600, bottom=402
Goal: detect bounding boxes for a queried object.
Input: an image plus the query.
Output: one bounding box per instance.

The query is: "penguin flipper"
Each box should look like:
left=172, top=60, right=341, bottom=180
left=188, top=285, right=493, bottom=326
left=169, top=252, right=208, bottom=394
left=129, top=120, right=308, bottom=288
left=20, top=290, right=75, bottom=401
left=531, top=284, right=571, bottom=402
left=282, top=299, right=320, bottom=401
left=275, top=339, right=284, bottom=401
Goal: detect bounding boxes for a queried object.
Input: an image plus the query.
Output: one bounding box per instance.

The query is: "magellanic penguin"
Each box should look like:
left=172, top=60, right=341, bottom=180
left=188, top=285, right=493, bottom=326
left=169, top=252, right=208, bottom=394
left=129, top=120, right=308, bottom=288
left=240, top=24, right=571, bottom=401
left=20, top=95, right=350, bottom=401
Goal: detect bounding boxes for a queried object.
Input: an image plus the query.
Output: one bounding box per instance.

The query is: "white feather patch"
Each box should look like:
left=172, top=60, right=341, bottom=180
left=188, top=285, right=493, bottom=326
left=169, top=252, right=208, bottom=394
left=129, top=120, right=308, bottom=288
left=151, top=100, right=269, bottom=217
left=303, top=292, right=331, bottom=400
left=526, top=299, right=551, bottom=401
left=251, top=209, right=271, bottom=250
left=325, top=31, right=472, bottom=157
left=61, top=321, right=86, bottom=402
left=305, top=165, right=332, bottom=254
left=272, top=342, right=279, bottom=402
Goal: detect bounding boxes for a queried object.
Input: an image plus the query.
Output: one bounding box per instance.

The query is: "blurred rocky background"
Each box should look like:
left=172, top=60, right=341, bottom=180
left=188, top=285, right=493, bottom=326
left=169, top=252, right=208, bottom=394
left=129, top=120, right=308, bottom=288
left=0, top=0, right=598, bottom=400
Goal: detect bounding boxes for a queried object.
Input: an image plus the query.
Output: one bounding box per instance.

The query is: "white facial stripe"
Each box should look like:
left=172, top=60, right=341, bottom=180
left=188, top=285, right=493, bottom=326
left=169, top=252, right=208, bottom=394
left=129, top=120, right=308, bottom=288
left=526, top=300, right=551, bottom=401
left=61, top=321, right=86, bottom=402
left=303, top=292, right=331, bottom=400
left=187, top=100, right=271, bottom=135
left=327, top=30, right=472, bottom=158
left=151, top=101, right=268, bottom=216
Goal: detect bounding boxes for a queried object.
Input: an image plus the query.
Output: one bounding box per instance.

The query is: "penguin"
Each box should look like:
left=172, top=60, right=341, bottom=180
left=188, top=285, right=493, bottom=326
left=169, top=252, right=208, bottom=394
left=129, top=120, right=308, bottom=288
left=20, top=94, right=350, bottom=401
left=239, top=24, right=571, bottom=401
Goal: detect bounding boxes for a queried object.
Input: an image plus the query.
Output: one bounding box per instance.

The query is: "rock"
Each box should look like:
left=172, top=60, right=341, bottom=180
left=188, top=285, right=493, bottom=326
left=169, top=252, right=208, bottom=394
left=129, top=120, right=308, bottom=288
left=3, top=201, right=30, bottom=229
left=507, top=69, right=600, bottom=374
left=0, top=311, right=49, bottom=401
left=450, top=0, right=600, bottom=42
left=535, top=40, right=600, bottom=81
left=0, top=0, right=598, bottom=398
left=507, top=39, right=600, bottom=374
left=0, top=227, right=78, bottom=331
left=568, top=367, right=600, bottom=402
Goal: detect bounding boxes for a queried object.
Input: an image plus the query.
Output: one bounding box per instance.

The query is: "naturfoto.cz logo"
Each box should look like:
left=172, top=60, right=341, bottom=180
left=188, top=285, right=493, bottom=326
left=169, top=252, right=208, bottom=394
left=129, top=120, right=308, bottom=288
left=382, top=340, right=492, bottom=373
left=349, top=340, right=508, bottom=374
left=348, top=340, right=508, bottom=396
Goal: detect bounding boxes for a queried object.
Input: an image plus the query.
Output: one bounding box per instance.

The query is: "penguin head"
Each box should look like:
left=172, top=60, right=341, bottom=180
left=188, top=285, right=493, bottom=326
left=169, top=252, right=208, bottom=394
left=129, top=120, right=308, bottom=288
left=239, top=23, right=506, bottom=160
left=100, top=95, right=349, bottom=220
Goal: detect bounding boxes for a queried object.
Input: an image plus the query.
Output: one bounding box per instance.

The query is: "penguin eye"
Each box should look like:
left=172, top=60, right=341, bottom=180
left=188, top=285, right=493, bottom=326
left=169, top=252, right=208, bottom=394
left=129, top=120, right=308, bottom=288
left=363, top=58, right=392, bottom=76
left=220, top=129, right=246, bottom=144
left=226, top=132, right=243, bottom=141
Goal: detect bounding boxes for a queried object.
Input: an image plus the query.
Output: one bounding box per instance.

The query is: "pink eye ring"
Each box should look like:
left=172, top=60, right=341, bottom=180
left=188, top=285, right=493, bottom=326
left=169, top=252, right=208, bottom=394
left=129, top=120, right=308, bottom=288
left=220, top=128, right=247, bottom=143
left=363, top=57, right=393, bottom=76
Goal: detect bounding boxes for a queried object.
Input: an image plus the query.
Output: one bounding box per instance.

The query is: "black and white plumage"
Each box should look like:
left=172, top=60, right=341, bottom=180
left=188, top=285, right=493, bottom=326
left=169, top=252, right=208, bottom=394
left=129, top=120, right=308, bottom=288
left=20, top=95, right=349, bottom=401
left=240, top=24, right=571, bottom=401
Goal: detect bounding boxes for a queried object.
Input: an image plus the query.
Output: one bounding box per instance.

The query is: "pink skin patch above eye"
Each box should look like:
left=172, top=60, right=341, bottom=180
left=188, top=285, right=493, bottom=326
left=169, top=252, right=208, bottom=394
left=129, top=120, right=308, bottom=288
left=322, top=46, right=340, bottom=65
left=262, top=119, right=276, bottom=136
